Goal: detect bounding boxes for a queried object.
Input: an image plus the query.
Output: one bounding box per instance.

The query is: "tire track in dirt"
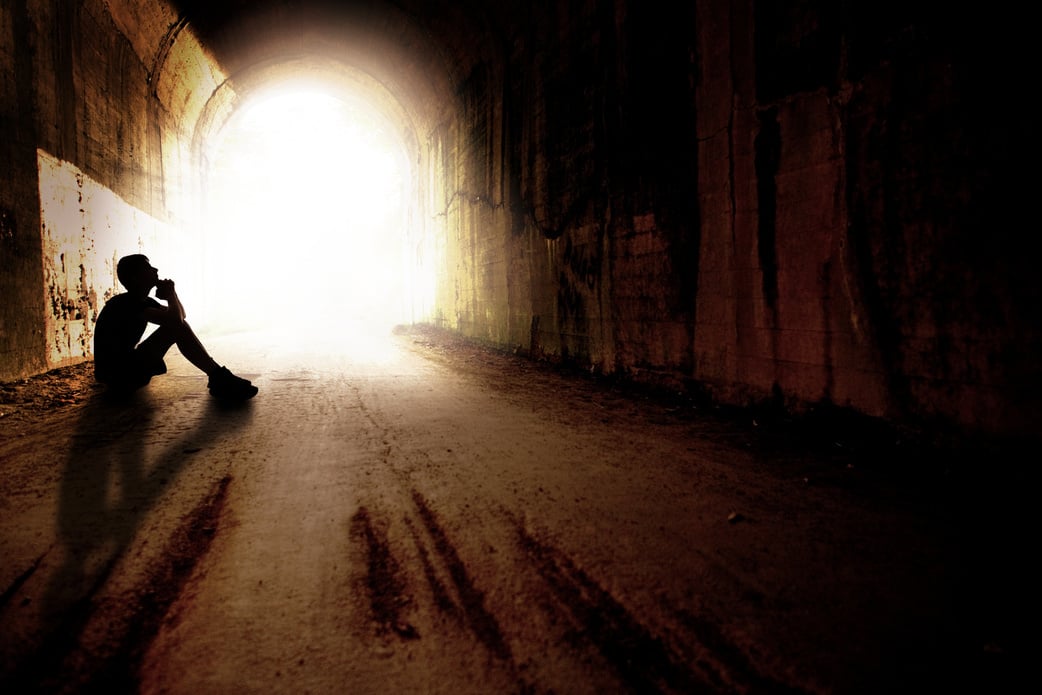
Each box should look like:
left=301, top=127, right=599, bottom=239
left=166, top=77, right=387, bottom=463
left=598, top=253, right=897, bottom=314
left=513, top=519, right=812, bottom=694
left=403, top=515, right=460, bottom=621
left=410, top=490, right=513, bottom=662
left=350, top=506, right=419, bottom=640
left=1, top=475, right=232, bottom=693
left=515, top=522, right=718, bottom=694
left=345, top=377, right=513, bottom=658
left=667, top=605, right=810, bottom=694
left=0, top=550, right=49, bottom=612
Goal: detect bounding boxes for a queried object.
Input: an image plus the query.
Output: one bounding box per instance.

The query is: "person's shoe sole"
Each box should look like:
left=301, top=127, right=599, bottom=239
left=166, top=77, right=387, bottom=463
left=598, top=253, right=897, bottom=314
left=209, top=385, right=258, bottom=400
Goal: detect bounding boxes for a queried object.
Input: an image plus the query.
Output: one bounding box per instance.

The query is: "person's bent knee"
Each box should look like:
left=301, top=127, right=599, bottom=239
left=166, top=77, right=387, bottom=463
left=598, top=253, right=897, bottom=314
left=160, top=318, right=193, bottom=336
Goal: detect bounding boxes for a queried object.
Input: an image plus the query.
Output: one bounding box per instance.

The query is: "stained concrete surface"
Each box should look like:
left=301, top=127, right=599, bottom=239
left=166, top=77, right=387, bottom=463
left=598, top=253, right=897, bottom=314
left=0, top=323, right=1026, bottom=693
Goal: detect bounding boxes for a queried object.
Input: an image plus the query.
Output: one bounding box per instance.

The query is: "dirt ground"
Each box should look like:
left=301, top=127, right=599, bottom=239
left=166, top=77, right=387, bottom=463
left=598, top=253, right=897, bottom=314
left=0, top=324, right=1029, bottom=693
left=0, top=360, right=98, bottom=422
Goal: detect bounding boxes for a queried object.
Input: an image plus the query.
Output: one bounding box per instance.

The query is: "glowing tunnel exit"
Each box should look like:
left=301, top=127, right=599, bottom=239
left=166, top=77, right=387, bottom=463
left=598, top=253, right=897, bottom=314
left=199, top=83, right=423, bottom=341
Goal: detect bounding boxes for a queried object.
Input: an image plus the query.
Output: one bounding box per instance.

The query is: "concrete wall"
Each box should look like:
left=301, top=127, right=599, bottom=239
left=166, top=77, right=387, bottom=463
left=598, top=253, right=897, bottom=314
left=434, top=1, right=1037, bottom=439
left=1, top=0, right=47, bottom=380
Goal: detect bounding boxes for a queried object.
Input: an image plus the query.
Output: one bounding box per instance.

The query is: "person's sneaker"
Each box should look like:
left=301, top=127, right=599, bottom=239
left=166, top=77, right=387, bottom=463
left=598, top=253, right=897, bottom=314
left=208, top=366, right=258, bottom=401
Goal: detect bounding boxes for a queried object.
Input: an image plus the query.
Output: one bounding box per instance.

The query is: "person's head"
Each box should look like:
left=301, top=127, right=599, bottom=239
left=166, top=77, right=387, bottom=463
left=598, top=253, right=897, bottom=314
left=116, top=254, right=159, bottom=292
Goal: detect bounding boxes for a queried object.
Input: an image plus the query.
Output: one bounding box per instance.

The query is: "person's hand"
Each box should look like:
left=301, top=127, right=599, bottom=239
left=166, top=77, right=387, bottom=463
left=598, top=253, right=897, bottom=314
left=155, top=279, right=175, bottom=300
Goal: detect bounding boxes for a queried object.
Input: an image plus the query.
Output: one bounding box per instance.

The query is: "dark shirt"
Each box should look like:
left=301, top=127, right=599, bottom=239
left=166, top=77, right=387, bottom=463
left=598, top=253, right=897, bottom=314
left=93, top=293, right=161, bottom=381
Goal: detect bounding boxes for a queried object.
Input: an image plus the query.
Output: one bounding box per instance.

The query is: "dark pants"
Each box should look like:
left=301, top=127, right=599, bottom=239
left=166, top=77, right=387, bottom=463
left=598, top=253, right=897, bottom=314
left=97, top=325, right=181, bottom=391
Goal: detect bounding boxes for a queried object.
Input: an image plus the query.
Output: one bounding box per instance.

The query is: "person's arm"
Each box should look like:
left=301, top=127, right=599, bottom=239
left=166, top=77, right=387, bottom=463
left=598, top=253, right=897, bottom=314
left=157, top=279, right=186, bottom=321
left=142, top=279, right=186, bottom=325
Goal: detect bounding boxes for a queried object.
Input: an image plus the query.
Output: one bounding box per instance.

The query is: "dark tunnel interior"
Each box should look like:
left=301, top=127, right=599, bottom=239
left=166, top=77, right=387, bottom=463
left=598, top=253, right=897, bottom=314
left=0, top=1, right=1036, bottom=692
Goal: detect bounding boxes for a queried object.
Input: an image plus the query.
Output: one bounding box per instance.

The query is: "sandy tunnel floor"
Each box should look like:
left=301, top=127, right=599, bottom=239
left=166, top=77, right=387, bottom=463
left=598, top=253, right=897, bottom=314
left=0, top=324, right=1023, bottom=693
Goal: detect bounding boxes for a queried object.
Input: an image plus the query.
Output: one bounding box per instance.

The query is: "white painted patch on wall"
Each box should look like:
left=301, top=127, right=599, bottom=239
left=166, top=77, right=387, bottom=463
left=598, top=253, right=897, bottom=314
left=36, top=149, right=187, bottom=367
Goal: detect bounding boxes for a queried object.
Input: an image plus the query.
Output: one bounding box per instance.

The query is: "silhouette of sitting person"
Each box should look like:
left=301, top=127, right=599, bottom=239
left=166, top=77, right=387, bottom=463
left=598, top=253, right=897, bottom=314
left=94, top=253, right=258, bottom=400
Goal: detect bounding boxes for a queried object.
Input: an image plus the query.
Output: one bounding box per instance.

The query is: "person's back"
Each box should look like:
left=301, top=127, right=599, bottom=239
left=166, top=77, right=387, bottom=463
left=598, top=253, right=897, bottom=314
left=94, top=292, right=163, bottom=387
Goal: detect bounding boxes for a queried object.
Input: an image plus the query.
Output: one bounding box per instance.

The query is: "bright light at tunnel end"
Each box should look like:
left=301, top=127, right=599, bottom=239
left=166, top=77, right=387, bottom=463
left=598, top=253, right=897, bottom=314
left=199, top=81, right=427, bottom=347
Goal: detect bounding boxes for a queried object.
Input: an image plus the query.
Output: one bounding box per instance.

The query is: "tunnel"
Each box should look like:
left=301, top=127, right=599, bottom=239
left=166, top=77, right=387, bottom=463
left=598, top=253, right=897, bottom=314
left=0, top=0, right=1036, bottom=692
left=1, top=0, right=1038, bottom=440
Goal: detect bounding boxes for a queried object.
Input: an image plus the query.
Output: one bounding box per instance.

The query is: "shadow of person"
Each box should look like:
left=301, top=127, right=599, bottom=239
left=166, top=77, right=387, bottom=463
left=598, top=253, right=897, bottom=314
left=18, top=386, right=254, bottom=689
left=46, top=388, right=157, bottom=612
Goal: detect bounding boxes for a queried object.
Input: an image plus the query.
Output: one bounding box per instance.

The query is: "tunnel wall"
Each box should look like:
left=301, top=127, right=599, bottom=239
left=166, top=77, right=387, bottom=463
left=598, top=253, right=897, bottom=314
left=1, top=0, right=47, bottom=380
left=0, top=0, right=217, bottom=379
left=434, top=0, right=1037, bottom=439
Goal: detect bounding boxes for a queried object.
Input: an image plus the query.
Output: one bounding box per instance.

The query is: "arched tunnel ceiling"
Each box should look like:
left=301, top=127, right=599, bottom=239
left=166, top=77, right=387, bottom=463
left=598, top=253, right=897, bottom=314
left=168, top=0, right=508, bottom=166
left=191, top=55, right=418, bottom=172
